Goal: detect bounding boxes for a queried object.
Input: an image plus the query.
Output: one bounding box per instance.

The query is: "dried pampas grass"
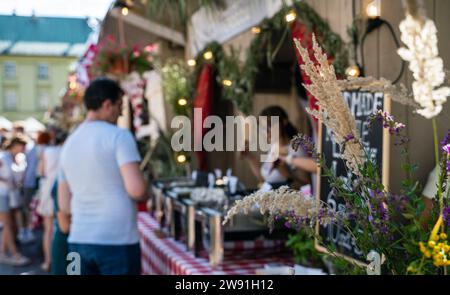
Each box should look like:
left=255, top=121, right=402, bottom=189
left=294, top=35, right=364, bottom=175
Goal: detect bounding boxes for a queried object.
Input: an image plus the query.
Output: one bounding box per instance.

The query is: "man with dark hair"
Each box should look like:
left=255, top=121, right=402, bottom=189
left=58, top=77, right=148, bottom=275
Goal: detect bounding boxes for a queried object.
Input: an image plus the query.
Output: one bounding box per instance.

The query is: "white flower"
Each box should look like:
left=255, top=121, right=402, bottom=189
left=398, top=15, right=450, bottom=119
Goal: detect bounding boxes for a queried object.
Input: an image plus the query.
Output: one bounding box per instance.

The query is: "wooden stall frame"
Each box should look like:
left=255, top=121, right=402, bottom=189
left=314, top=78, right=392, bottom=267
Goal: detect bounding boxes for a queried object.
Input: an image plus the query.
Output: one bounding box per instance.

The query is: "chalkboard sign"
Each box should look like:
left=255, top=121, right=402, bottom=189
left=315, top=90, right=391, bottom=265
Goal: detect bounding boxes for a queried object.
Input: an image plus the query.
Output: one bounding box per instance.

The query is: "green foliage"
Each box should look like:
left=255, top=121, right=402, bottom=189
left=146, top=0, right=226, bottom=32
left=186, top=1, right=350, bottom=115
left=139, top=132, right=187, bottom=179
left=293, top=1, right=349, bottom=77
left=286, top=230, right=324, bottom=268
left=158, top=59, right=191, bottom=116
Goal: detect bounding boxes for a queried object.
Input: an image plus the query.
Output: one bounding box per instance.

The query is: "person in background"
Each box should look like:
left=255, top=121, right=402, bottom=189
left=37, top=127, right=66, bottom=272
left=12, top=124, right=25, bottom=137
left=0, top=136, right=30, bottom=266
left=58, top=77, right=148, bottom=275
left=9, top=143, right=27, bottom=242
left=0, top=128, right=8, bottom=148
left=17, top=133, right=39, bottom=244
left=242, top=106, right=311, bottom=190
left=51, top=178, right=69, bottom=275
left=422, top=166, right=448, bottom=220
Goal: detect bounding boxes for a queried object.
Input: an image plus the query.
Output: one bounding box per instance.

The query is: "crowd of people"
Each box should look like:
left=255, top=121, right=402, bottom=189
left=0, top=77, right=149, bottom=275
left=0, top=123, right=65, bottom=269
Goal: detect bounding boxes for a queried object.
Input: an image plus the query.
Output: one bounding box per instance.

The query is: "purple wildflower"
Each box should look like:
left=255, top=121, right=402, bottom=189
left=284, top=221, right=292, bottom=229
left=344, top=134, right=355, bottom=143
left=440, top=130, right=450, bottom=147
left=368, top=110, right=409, bottom=145
left=291, top=134, right=319, bottom=159
left=444, top=207, right=450, bottom=227
left=443, top=144, right=450, bottom=154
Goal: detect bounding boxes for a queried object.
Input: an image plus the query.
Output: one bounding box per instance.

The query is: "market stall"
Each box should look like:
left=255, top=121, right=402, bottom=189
left=138, top=212, right=292, bottom=275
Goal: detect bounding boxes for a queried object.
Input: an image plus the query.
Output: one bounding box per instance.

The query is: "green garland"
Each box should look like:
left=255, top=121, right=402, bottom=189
left=186, top=1, right=349, bottom=115
left=159, top=59, right=191, bottom=116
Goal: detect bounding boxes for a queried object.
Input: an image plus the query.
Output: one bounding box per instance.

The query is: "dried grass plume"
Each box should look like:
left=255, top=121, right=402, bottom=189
left=294, top=35, right=364, bottom=175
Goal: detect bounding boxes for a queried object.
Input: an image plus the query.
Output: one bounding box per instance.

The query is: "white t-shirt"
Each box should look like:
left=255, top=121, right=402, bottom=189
left=260, top=143, right=304, bottom=184
left=423, top=166, right=449, bottom=199
left=59, top=121, right=141, bottom=245
left=40, top=146, right=62, bottom=199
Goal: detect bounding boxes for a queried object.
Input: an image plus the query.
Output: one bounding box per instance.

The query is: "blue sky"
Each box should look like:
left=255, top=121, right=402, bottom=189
left=0, top=0, right=114, bottom=19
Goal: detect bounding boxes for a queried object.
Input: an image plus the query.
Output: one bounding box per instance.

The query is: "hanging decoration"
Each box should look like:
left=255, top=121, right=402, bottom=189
left=120, top=72, right=148, bottom=136
left=185, top=1, right=348, bottom=115
left=90, top=35, right=157, bottom=77
left=193, top=64, right=214, bottom=171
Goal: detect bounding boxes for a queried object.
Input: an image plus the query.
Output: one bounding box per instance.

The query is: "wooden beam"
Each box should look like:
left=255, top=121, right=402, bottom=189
left=110, top=9, right=185, bottom=46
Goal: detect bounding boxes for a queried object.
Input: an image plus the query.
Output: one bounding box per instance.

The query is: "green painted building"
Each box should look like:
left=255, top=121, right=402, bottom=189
left=0, top=14, right=93, bottom=121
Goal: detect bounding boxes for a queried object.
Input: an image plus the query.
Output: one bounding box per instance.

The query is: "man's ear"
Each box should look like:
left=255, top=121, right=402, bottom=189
left=102, top=99, right=113, bottom=110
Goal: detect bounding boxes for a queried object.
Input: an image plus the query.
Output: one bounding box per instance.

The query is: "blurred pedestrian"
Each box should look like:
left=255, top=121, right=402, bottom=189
left=17, top=133, right=39, bottom=244
left=0, top=136, right=30, bottom=266
left=58, top=77, right=148, bottom=275
left=37, top=128, right=66, bottom=272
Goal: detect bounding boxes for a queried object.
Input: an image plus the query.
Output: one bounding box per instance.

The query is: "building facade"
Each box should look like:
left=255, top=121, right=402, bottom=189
left=0, top=14, right=93, bottom=121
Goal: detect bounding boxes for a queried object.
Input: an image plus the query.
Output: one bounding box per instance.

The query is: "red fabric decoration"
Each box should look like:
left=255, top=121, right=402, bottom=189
left=192, top=64, right=214, bottom=171
left=137, top=201, right=147, bottom=212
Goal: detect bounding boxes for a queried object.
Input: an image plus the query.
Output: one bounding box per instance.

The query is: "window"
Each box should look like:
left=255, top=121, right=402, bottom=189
left=37, top=63, right=49, bottom=80
left=4, top=90, right=17, bottom=110
left=4, top=62, right=16, bottom=79
left=37, top=91, right=50, bottom=110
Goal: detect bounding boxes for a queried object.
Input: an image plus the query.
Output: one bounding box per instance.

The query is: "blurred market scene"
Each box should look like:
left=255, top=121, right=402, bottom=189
left=0, top=0, right=449, bottom=276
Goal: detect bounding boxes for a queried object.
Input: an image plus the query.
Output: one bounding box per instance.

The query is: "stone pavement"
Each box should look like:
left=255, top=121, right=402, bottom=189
left=0, top=227, right=48, bottom=275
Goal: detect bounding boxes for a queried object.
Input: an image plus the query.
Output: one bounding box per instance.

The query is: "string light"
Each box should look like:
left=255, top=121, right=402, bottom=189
left=176, top=154, right=187, bottom=164
left=345, top=65, right=361, bottom=78
left=203, top=51, right=213, bottom=60
left=177, top=98, right=188, bottom=106
left=366, top=0, right=381, bottom=19
left=187, top=59, right=196, bottom=67
left=222, top=79, right=232, bottom=87
left=285, top=10, right=297, bottom=23
left=251, top=26, right=261, bottom=34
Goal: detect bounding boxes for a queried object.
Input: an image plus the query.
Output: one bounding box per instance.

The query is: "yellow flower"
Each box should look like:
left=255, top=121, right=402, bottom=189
left=430, top=215, right=443, bottom=242
left=440, top=233, right=447, bottom=240
left=429, top=241, right=436, bottom=248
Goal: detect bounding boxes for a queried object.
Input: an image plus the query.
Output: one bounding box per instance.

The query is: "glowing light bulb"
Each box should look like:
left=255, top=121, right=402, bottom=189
left=176, top=154, right=187, bottom=163
left=251, top=26, right=261, bottom=34
left=187, top=59, right=196, bottom=67
left=366, top=0, right=381, bottom=19
left=121, top=7, right=129, bottom=15
left=203, top=51, right=213, bottom=60
left=178, top=98, right=188, bottom=106
left=345, top=65, right=361, bottom=78
left=285, top=10, right=297, bottom=23
left=222, top=79, right=232, bottom=87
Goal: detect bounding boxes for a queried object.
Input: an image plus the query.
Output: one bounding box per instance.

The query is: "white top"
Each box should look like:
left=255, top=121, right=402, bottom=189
left=59, top=121, right=141, bottom=245
left=0, top=152, right=13, bottom=196
left=39, top=146, right=62, bottom=199
left=43, top=146, right=62, bottom=179
left=260, top=143, right=304, bottom=184
left=423, top=166, right=449, bottom=199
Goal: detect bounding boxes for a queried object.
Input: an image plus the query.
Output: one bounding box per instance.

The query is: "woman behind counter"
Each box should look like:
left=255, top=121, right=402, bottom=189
left=242, top=106, right=316, bottom=191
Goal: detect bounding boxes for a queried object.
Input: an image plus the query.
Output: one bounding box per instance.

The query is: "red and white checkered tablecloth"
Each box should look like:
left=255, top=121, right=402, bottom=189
left=137, top=212, right=294, bottom=275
